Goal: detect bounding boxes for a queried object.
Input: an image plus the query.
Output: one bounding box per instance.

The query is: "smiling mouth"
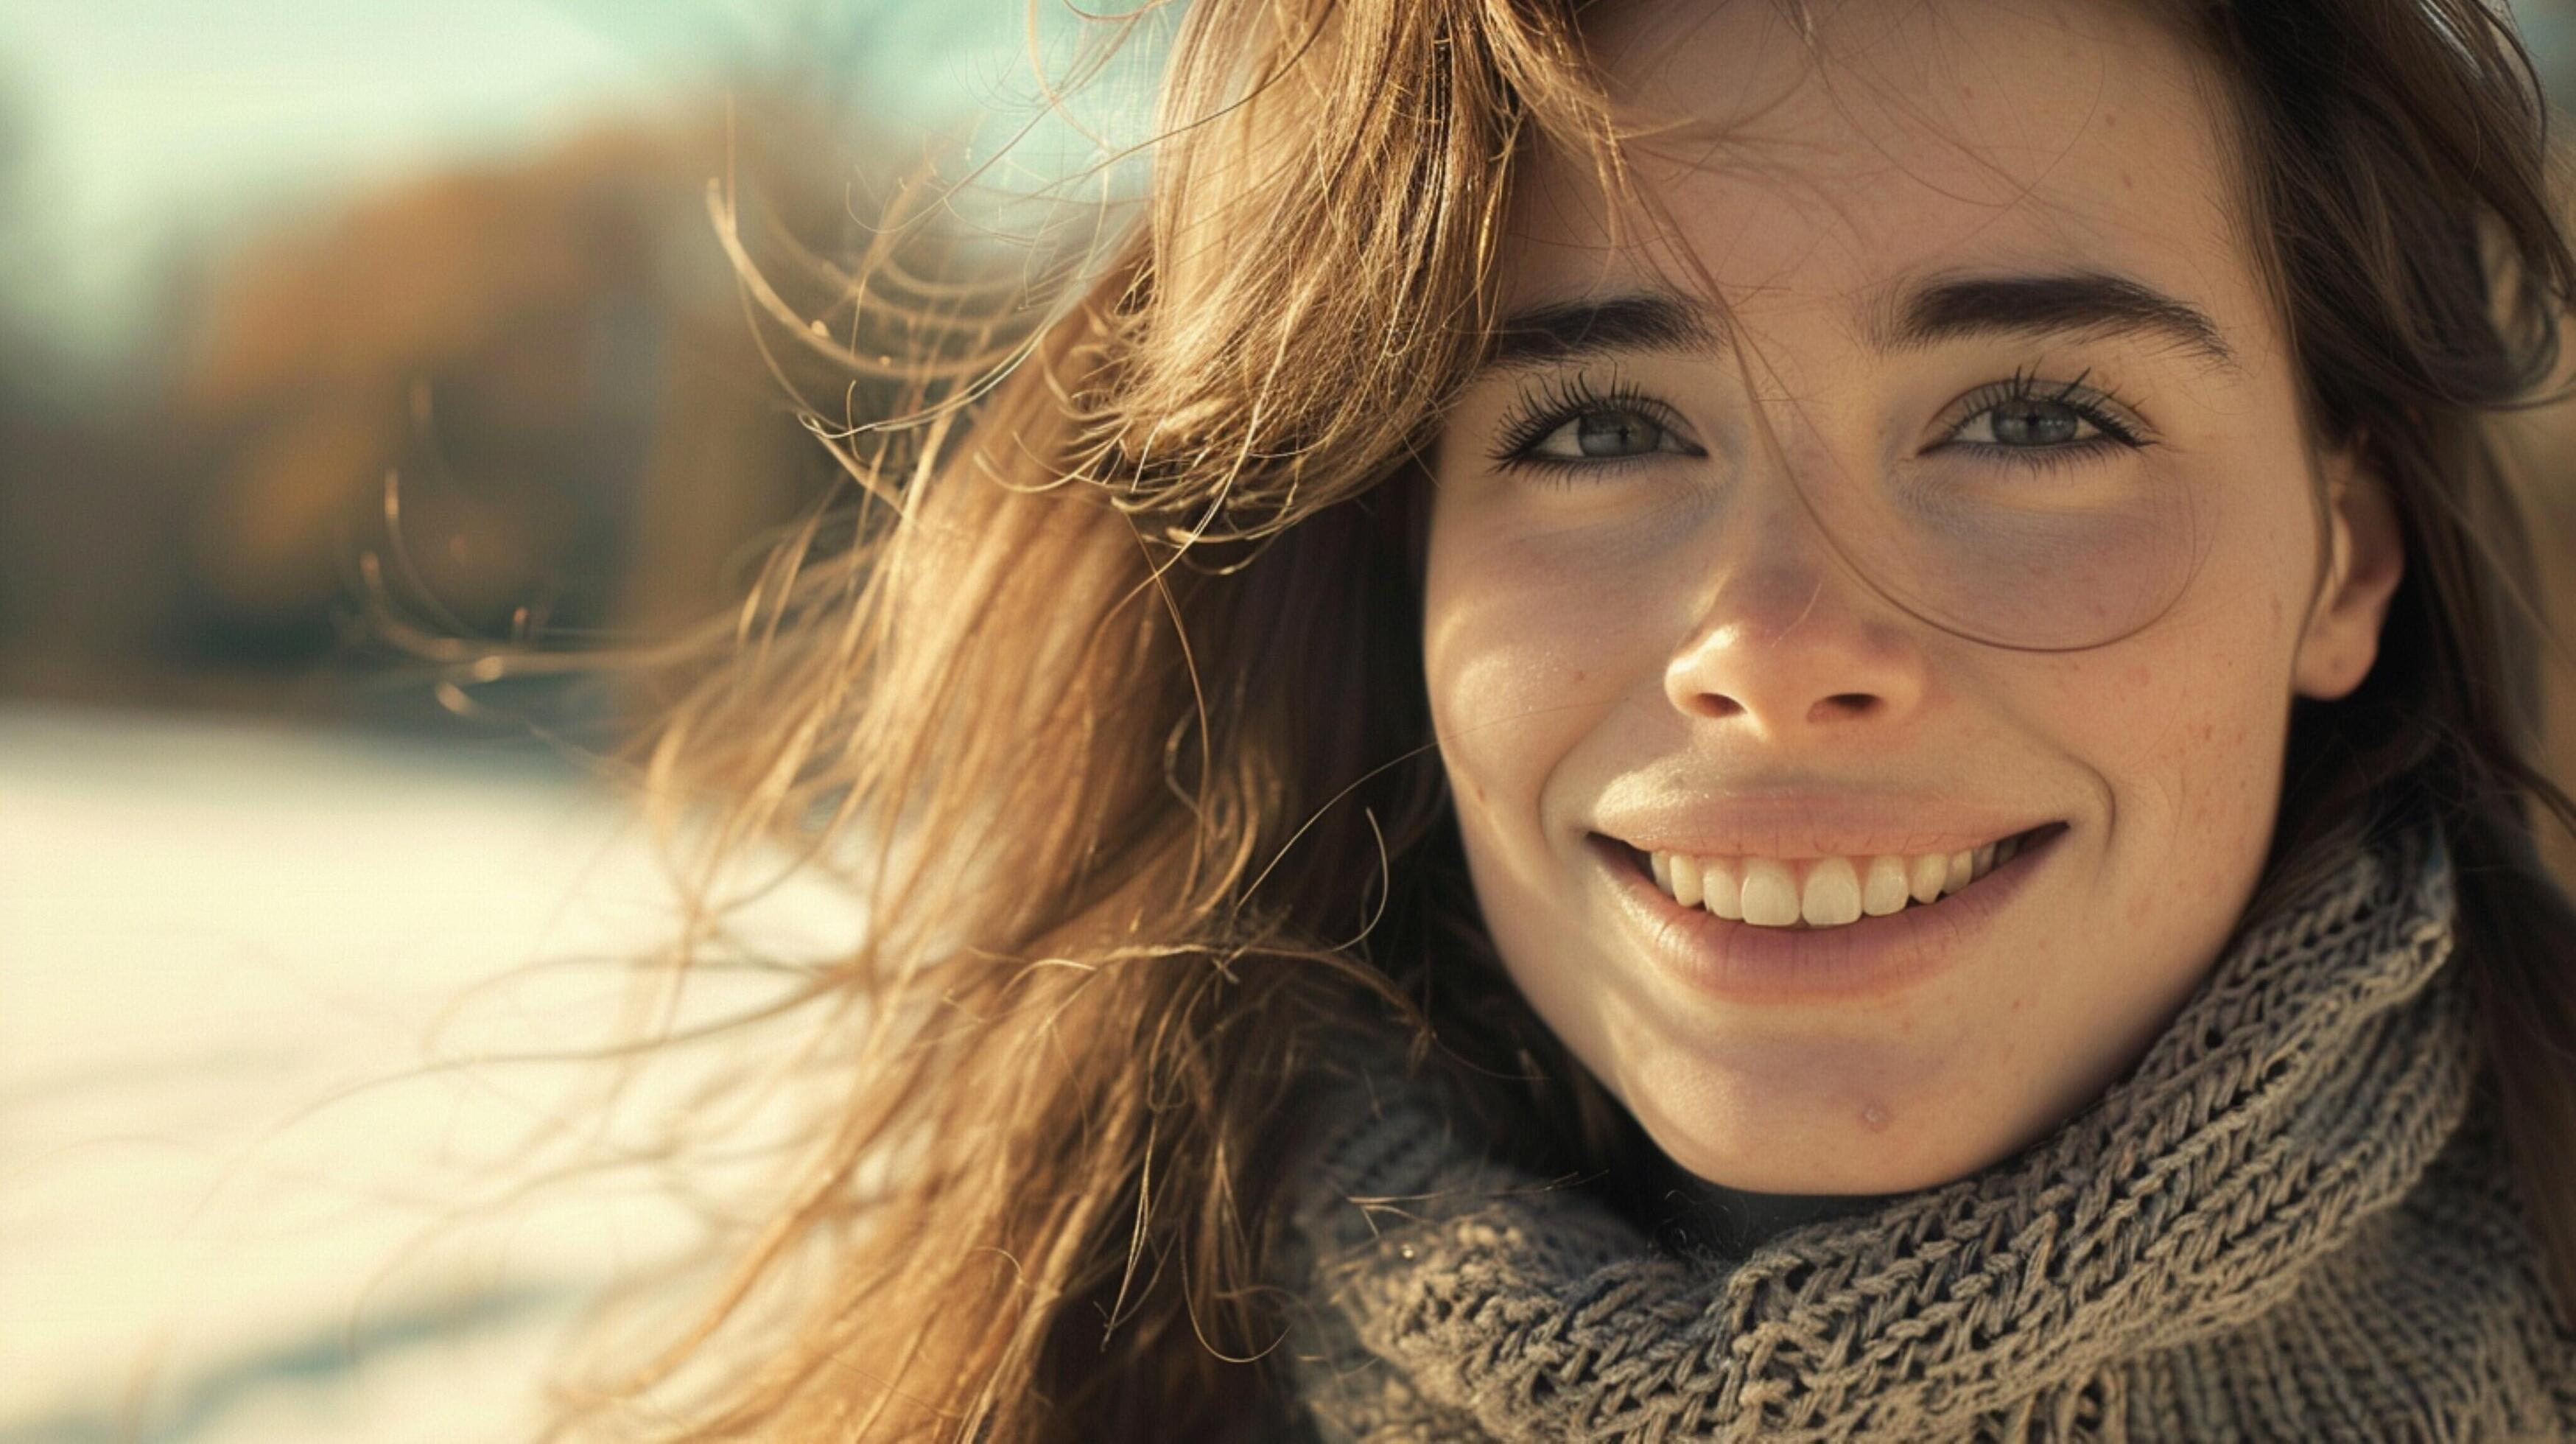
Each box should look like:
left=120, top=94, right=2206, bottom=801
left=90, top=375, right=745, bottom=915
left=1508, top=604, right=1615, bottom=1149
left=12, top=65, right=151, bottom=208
left=1601, top=821, right=2068, bottom=930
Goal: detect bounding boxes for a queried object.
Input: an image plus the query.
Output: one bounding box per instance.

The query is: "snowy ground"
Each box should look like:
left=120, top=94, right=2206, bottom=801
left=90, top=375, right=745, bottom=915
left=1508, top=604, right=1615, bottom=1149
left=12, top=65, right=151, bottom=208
left=0, top=701, right=866, bottom=1441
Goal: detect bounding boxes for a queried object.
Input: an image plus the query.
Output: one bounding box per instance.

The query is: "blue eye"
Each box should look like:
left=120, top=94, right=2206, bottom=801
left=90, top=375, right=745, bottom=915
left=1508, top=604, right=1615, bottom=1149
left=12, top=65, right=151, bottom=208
left=1956, top=397, right=2099, bottom=446
left=1937, top=368, right=2149, bottom=473
left=1489, top=374, right=1703, bottom=478
left=1531, top=407, right=1691, bottom=461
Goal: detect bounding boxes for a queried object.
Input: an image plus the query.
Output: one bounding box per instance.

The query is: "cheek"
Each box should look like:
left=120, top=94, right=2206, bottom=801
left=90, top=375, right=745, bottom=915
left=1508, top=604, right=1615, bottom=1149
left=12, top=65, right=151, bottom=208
left=1421, top=521, right=1644, bottom=824
left=2043, top=625, right=2289, bottom=926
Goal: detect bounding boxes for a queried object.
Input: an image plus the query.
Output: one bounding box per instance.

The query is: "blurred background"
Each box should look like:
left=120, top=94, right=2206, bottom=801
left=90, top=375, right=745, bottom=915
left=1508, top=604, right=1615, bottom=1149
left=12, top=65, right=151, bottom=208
left=4, top=2, right=2575, bottom=1440
left=0, top=2, right=1159, bottom=1438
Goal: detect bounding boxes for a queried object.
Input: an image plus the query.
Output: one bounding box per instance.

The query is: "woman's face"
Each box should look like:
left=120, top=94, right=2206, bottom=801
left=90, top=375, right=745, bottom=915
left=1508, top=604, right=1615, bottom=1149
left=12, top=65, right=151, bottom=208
left=1422, top=0, right=2404, bottom=1194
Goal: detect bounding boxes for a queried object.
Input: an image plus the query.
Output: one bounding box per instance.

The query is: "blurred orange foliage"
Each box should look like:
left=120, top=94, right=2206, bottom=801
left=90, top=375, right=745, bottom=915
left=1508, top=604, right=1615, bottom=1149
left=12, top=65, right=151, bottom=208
left=175, top=111, right=854, bottom=645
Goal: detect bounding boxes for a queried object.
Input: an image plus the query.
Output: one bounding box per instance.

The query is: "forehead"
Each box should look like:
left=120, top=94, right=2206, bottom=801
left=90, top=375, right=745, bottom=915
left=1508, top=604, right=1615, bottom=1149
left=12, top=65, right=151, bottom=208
left=1510, top=0, right=2256, bottom=334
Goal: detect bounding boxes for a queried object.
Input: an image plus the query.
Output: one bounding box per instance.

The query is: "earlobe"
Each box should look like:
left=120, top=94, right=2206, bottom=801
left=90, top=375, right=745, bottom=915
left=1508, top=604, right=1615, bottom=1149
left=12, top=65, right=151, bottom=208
left=2291, top=452, right=2406, bottom=702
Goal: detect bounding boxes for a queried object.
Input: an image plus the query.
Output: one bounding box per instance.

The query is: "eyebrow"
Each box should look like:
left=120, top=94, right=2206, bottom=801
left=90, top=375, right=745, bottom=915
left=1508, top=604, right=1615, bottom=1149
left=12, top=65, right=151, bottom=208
left=1478, top=270, right=2241, bottom=378
left=1483, top=293, right=1724, bottom=371
left=1873, top=271, right=2242, bottom=374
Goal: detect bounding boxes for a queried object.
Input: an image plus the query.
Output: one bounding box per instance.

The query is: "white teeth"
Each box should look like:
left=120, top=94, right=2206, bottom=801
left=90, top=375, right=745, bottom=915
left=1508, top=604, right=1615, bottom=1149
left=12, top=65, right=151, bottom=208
left=1641, top=830, right=2041, bottom=930
left=1861, top=855, right=1911, bottom=916
left=1702, top=856, right=1744, bottom=919
left=1741, top=858, right=1801, bottom=927
left=1801, top=857, right=1862, bottom=927
left=1670, top=853, right=1704, bottom=908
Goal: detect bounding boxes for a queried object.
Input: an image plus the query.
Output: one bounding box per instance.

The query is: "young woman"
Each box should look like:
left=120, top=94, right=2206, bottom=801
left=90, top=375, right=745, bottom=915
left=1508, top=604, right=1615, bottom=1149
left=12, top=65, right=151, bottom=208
left=565, top=0, right=2576, bottom=1436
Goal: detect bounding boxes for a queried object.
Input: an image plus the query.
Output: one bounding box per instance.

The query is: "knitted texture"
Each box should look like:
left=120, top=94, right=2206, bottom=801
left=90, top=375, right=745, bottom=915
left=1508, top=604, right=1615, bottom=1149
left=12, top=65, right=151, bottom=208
left=1279, top=816, right=2576, bottom=1441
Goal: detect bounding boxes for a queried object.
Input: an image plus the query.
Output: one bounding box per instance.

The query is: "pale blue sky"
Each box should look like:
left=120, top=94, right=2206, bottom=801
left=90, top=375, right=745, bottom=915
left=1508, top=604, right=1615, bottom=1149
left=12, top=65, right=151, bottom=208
left=0, top=0, right=1150, bottom=362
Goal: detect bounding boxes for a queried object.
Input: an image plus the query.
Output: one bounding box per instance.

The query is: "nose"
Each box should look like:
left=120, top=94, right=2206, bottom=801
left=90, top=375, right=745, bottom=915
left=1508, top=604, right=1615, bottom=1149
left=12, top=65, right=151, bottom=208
left=1663, top=480, right=1929, bottom=739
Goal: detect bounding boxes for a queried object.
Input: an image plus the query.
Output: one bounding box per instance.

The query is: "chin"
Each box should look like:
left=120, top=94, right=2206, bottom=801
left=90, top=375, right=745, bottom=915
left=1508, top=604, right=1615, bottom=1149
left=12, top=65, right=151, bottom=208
left=1613, top=1051, right=2009, bottom=1198
left=1651, top=1125, right=1976, bottom=1197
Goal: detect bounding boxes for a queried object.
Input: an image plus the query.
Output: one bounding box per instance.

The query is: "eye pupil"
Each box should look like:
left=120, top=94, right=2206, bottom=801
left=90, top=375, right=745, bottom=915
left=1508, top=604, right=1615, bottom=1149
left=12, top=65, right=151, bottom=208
left=1991, top=399, right=2081, bottom=446
left=1576, top=410, right=1654, bottom=456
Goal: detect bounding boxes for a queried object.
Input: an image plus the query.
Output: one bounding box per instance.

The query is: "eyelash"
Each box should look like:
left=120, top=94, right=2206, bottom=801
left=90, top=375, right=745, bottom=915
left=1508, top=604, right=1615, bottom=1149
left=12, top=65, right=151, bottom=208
left=1487, top=365, right=2150, bottom=484
left=1487, top=373, right=1684, bottom=472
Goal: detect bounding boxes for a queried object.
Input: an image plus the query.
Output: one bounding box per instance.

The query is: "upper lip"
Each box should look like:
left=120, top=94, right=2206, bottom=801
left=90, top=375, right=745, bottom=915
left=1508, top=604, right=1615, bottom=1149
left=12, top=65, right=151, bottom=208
left=1591, top=788, right=2062, bottom=861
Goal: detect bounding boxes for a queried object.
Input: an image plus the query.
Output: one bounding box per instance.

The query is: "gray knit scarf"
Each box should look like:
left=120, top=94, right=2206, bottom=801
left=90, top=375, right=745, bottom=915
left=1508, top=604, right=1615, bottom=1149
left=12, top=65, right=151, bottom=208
left=1279, top=813, right=2576, bottom=1440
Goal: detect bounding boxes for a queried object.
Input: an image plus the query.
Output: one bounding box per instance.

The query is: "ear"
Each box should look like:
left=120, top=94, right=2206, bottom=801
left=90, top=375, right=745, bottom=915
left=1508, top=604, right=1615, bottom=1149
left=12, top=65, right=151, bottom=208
left=2291, top=444, right=2406, bottom=701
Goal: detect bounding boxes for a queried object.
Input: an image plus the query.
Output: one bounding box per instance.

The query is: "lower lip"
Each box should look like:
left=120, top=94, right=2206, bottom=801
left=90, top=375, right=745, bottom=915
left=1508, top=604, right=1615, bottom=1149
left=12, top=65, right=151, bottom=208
left=1586, top=825, right=2064, bottom=1006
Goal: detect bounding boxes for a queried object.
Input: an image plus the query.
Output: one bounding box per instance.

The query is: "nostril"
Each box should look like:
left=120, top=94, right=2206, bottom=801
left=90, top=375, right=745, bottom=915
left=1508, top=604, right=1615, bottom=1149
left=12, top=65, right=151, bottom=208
left=1813, top=693, right=1880, bottom=721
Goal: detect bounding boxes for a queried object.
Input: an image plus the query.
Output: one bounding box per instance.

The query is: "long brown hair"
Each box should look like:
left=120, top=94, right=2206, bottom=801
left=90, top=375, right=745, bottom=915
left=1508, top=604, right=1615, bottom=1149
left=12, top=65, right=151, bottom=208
left=530, top=0, right=2576, bottom=1436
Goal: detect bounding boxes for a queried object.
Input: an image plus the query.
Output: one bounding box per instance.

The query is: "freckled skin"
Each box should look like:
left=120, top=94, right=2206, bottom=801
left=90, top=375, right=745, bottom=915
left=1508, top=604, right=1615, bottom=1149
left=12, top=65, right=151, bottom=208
left=1419, top=0, right=2405, bottom=1196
